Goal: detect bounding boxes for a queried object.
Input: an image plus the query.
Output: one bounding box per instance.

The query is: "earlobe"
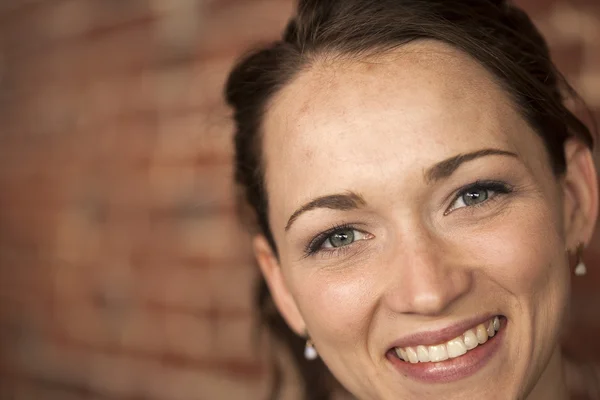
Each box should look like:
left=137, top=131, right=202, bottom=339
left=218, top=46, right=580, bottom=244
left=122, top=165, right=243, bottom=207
left=253, top=235, right=307, bottom=336
left=562, top=139, right=599, bottom=250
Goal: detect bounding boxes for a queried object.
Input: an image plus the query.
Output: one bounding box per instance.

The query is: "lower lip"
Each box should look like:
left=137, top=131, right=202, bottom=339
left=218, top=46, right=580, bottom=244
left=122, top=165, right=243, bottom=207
left=387, top=318, right=506, bottom=384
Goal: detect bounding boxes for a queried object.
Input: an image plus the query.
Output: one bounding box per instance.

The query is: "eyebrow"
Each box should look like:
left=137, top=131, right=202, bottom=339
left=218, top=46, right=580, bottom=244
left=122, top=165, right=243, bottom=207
left=424, top=148, right=518, bottom=184
left=284, top=148, right=518, bottom=232
left=285, top=192, right=366, bottom=231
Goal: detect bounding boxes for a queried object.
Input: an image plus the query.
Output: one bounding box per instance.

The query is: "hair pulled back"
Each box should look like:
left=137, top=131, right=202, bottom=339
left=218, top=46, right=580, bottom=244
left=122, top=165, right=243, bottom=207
left=224, top=1, right=594, bottom=398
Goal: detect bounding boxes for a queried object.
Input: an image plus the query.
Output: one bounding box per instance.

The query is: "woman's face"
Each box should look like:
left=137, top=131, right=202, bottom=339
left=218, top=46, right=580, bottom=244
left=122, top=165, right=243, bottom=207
left=256, top=41, right=596, bottom=399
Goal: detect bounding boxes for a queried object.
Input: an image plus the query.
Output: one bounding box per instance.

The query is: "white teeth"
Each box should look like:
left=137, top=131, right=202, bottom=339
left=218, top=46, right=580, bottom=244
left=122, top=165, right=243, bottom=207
left=395, top=347, right=407, bottom=361
left=416, top=345, right=430, bottom=362
left=446, top=337, right=468, bottom=358
left=406, top=347, right=419, bottom=364
left=428, top=344, right=449, bottom=362
left=394, top=317, right=502, bottom=363
left=463, top=329, right=479, bottom=350
left=487, top=321, right=495, bottom=338
left=476, top=324, right=488, bottom=344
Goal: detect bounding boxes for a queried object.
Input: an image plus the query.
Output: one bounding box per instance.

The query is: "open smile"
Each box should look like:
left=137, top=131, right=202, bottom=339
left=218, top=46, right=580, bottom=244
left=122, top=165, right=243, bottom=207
left=386, top=315, right=506, bottom=383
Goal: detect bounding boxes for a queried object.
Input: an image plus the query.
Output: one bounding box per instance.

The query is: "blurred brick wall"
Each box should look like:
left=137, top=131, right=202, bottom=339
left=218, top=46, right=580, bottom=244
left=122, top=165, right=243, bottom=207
left=0, top=1, right=598, bottom=399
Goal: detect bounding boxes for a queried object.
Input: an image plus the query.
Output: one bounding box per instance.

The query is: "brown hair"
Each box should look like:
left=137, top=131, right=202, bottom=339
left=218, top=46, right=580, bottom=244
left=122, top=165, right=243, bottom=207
left=224, top=1, right=594, bottom=398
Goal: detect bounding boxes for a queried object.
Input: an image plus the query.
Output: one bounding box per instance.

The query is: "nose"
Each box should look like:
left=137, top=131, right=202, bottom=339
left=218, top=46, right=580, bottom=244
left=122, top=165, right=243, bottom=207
left=382, top=231, right=473, bottom=316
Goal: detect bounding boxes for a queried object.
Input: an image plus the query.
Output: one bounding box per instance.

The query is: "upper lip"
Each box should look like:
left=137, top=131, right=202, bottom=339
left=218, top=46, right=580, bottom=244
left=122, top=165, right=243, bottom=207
left=386, top=313, right=499, bottom=350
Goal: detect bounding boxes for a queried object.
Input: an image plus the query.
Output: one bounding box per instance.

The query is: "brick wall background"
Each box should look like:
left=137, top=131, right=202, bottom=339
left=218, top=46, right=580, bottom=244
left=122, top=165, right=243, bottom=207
left=0, top=1, right=598, bottom=399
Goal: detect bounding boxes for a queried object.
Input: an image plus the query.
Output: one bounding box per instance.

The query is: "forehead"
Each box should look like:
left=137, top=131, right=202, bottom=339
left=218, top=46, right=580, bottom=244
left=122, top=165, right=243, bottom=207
left=261, top=41, right=539, bottom=226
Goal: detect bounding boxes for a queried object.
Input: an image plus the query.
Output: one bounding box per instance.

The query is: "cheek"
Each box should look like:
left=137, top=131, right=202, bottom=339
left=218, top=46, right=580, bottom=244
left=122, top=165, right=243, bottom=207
left=465, top=201, right=567, bottom=300
left=293, top=270, right=376, bottom=345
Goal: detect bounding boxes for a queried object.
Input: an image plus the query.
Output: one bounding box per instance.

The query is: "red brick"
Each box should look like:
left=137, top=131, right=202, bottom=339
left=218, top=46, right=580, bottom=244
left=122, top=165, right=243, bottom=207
left=10, top=384, right=85, bottom=400
left=515, top=0, right=559, bottom=15
left=74, top=76, right=159, bottom=131
left=162, top=313, right=212, bottom=359
left=145, top=164, right=235, bottom=219
left=189, top=57, right=238, bottom=111
left=4, top=338, right=92, bottom=390
left=567, top=0, right=600, bottom=9
left=211, top=315, right=263, bottom=361
left=177, top=213, right=253, bottom=261
left=85, top=0, right=154, bottom=38
left=138, top=266, right=212, bottom=311
left=116, top=310, right=166, bottom=353
left=137, top=262, right=257, bottom=314
left=0, top=0, right=47, bottom=16
left=88, top=353, right=143, bottom=398
left=137, top=361, right=268, bottom=400
left=198, top=0, right=294, bottom=57
left=192, top=368, right=269, bottom=400
left=206, top=263, right=258, bottom=311
left=550, top=43, right=585, bottom=76
left=56, top=303, right=123, bottom=347
left=40, top=0, right=92, bottom=40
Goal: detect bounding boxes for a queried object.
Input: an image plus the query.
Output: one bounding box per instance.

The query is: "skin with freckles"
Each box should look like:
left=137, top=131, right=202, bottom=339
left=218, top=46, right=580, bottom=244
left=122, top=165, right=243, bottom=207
left=253, top=41, right=598, bottom=400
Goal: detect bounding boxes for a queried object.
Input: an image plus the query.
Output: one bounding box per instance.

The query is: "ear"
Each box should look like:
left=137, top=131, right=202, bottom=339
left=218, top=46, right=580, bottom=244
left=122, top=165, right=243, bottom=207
left=562, top=138, right=599, bottom=250
left=253, top=235, right=307, bottom=336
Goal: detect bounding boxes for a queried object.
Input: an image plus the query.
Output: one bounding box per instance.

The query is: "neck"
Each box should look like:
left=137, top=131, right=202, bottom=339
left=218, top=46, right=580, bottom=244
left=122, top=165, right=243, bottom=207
left=526, top=346, right=569, bottom=400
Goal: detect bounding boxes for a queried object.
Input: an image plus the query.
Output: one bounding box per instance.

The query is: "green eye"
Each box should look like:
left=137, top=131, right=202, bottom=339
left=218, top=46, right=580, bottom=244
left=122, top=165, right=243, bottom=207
left=306, top=226, right=373, bottom=256
left=325, top=229, right=355, bottom=248
left=447, top=180, right=513, bottom=214
left=461, top=188, right=489, bottom=206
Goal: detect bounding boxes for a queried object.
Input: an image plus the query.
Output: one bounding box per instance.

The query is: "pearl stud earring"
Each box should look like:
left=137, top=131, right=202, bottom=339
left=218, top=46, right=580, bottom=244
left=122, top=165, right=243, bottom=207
left=304, top=338, right=318, bottom=360
left=574, top=243, right=587, bottom=277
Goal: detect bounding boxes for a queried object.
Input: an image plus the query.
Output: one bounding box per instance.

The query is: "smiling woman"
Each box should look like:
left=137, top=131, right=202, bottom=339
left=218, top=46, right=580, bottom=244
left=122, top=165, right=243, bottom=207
left=225, top=1, right=599, bottom=399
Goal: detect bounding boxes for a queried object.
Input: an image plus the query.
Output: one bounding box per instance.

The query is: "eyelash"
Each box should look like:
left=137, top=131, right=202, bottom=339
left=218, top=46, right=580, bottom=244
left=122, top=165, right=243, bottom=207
left=304, top=223, right=362, bottom=258
left=445, top=180, right=513, bottom=215
left=303, top=180, right=514, bottom=257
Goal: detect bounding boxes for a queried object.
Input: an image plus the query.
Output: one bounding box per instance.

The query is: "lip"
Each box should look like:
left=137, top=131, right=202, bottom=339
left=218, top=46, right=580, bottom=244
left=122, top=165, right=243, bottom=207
left=386, top=313, right=499, bottom=349
left=386, top=316, right=506, bottom=383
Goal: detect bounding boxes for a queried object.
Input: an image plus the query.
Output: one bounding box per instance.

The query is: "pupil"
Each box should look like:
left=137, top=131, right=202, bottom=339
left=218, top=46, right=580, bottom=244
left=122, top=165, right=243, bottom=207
left=331, top=230, right=354, bottom=247
left=463, top=188, right=488, bottom=206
